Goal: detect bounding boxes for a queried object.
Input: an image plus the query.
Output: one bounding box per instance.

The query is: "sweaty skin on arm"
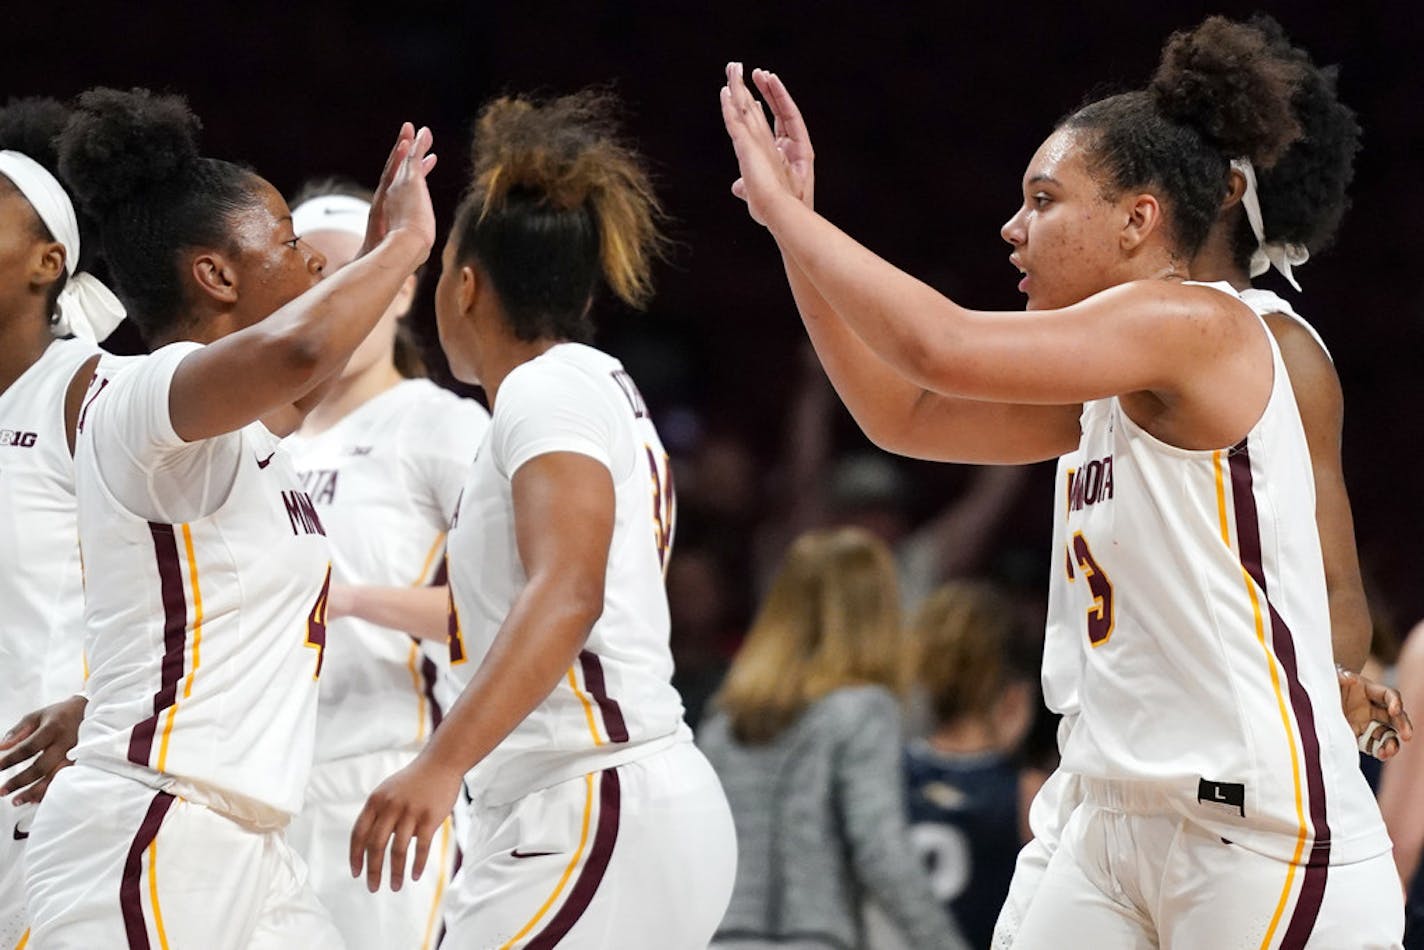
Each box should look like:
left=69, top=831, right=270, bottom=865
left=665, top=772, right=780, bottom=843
left=349, top=451, right=615, bottom=892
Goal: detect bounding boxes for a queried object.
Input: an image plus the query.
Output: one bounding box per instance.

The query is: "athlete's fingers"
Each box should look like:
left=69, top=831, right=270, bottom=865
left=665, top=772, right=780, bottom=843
left=762, top=71, right=811, bottom=148
left=0, top=732, right=43, bottom=775
left=349, top=800, right=378, bottom=878
left=364, top=807, right=399, bottom=893
left=410, top=817, right=438, bottom=883
left=11, top=758, right=68, bottom=806
left=388, top=812, right=418, bottom=891
left=0, top=713, right=39, bottom=752
left=1378, top=732, right=1402, bottom=760
left=1, top=760, right=47, bottom=800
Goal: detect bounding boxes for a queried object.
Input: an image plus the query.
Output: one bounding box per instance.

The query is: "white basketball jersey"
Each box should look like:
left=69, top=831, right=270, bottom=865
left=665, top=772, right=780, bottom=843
left=285, top=379, right=488, bottom=763
left=72, top=343, right=331, bottom=822
left=1051, top=282, right=1388, bottom=865
left=444, top=343, right=688, bottom=805
left=0, top=337, right=98, bottom=785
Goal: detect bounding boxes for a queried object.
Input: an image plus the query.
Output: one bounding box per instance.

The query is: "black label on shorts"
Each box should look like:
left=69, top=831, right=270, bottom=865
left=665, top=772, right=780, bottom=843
left=1197, top=778, right=1246, bottom=817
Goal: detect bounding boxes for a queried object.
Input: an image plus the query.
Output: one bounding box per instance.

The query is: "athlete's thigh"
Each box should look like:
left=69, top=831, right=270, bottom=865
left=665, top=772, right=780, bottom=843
left=247, top=832, right=345, bottom=950
left=25, top=766, right=265, bottom=950
left=575, top=743, right=737, bottom=949
left=0, top=798, right=34, bottom=949
left=443, top=772, right=610, bottom=949
left=994, top=769, right=1085, bottom=948
left=1160, top=826, right=1402, bottom=950
left=1011, top=806, right=1155, bottom=950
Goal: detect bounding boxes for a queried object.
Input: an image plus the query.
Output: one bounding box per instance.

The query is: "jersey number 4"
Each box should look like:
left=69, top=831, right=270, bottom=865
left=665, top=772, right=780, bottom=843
left=304, top=566, right=331, bottom=678
left=1068, top=533, right=1115, bottom=646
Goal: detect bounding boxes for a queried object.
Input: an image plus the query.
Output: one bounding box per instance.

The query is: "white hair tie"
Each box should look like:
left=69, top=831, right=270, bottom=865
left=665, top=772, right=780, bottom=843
left=291, top=194, right=371, bottom=240
left=1231, top=158, right=1309, bottom=292
left=0, top=149, right=126, bottom=342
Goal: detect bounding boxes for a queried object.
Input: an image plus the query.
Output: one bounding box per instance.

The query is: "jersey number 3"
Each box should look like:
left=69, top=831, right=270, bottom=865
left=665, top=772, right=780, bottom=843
left=1069, top=533, right=1115, bottom=646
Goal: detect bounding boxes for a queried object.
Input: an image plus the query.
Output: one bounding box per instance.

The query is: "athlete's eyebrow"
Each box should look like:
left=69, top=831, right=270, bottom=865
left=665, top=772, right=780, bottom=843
left=1028, top=173, right=1062, bottom=187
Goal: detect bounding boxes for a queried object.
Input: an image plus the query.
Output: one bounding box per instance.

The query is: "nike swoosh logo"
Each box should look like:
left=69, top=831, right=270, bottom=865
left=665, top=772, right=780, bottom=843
left=510, top=849, right=558, bottom=859
left=13, top=824, right=29, bottom=841
left=256, top=452, right=277, bottom=469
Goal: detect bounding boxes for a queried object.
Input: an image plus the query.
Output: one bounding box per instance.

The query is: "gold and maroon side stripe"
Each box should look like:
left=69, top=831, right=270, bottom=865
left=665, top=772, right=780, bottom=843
left=577, top=651, right=628, bottom=744
left=1228, top=441, right=1331, bottom=946
left=119, top=791, right=175, bottom=950
left=127, top=524, right=188, bottom=767
left=525, top=769, right=622, bottom=949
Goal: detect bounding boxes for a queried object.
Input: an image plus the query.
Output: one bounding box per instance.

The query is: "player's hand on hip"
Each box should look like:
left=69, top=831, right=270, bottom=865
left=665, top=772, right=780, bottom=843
left=721, top=62, right=800, bottom=226
left=350, top=754, right=462, bottom=893
left=1338, top=665, right=1413, bottom=759
left=0, top=694, right=87, bottom=805
left=362, top=122, right=439, bottom=260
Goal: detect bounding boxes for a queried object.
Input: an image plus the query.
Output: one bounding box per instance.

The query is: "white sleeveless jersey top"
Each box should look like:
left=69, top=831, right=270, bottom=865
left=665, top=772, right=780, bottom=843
left=285, top=379, right=488, bottom=764
left=444, top=343, right=688, bottom=806
left=0, top=337, right=99, bottom=787
left=72, top=343, right=331, bottom=823
left=1046, top=282, right=1387, bottom=865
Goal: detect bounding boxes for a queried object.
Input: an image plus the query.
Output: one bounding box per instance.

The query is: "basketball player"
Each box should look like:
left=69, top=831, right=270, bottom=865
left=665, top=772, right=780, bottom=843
left=719, top=13, right=1400, bottom=946
left=349, top=91, right=737, bottom=948
left=994, top=21, right=1407, bottom=946
left=283, top=179, right=487, bottom=950
left=0, top=96, right=124, bottom=950
left=20, top=88, right=436, bottom=949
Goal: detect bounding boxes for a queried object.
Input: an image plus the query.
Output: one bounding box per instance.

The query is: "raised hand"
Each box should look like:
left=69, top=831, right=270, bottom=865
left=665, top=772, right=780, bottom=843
left=362, top=122, right=439, bottom=258
left=754, top=69, right=815, bottom=209
left=720, top=62, right=798, bottom=227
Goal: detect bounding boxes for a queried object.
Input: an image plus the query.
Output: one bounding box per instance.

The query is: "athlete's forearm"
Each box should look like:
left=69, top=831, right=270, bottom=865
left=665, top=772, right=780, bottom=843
left=420, top=577, right=599, bottom=776
left=330, top=584, right=449, bottom=643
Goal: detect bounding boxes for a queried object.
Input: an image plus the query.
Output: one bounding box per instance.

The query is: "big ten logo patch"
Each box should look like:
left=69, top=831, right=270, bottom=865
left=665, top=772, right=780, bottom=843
left=0, top=430, right=38, bottom=448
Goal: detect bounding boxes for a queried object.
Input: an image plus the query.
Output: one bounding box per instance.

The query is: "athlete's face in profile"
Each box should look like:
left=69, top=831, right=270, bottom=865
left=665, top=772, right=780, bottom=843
left=221, top=178, right=327, bottom=331
left=1000, top=128, right=1129, bottom=311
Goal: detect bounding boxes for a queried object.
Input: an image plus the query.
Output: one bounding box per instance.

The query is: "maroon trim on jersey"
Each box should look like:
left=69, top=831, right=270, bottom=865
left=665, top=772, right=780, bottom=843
left=127, top=523, right=189, bottom=767
left=525, top=768, right=622, bottom=949
left=120, top=791, right=175, bottom=949
left=1228, top=440, right=1331, bottom=943
left=430, top=555, right=449, bottom=587
left=577, top=650, right=629, bottom=744
left=421, top=653, right=444, bottom=731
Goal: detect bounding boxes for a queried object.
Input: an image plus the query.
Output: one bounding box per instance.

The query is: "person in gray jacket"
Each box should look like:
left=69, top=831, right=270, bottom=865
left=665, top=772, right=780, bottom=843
left=699, top=528, right=968, bottom=950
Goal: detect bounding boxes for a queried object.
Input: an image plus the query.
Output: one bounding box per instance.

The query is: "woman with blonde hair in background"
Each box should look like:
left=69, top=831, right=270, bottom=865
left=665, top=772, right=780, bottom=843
left=699, top=527, right=967, bottom=950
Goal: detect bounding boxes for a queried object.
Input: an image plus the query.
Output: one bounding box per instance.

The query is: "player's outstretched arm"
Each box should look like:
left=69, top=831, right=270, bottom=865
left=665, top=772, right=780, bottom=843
left=167, top=125, right=437, bottom=443
left=327, top=584, right=450, bottom=643
left=746, top=69, right=1079, bottom=464
left=721, top=64, right=1270, bottom=450
left=0, top=694, right=86, bottom=805
left=349, top=451, right=614, bottom=893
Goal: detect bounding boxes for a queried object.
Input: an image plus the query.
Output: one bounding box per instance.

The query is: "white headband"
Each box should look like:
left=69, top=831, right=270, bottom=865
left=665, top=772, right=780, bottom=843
left=291, top=194, right=371, bottom=240
left=1231, top=158, right=1309, bottom=292
left=0, top=149, right=126, bottom=342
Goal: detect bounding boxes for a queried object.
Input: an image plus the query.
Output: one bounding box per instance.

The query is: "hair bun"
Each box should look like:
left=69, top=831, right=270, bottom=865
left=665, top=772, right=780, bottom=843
left=0, top=97, right=70, bottom=172
left=1150, top=15, right=1306, bottom=169
left=58, top=87, right=201, bottom=217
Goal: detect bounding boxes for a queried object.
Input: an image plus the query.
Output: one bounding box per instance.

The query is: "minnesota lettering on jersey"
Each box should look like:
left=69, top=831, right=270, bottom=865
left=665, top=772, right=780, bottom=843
left=282, top=490, right=328, bottom=536
left=299, top=469, right=339, bottom=504
left=610, top=370, right=649, bottom=419
left=1067, top=455, right=1115, bottom=511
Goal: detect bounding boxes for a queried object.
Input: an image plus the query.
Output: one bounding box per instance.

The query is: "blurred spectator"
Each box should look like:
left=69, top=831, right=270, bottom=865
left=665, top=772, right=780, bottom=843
left=698, top=529, right=967, bottom=950
left=668, top=545, right=736, bottom=729
left=1377, top=618, right=1424, bottom=948
left=902, top=582, right=1042, bottom=949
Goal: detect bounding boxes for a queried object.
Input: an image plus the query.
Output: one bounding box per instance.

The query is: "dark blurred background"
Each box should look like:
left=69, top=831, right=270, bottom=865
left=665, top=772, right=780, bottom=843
left=7, top=0, right=1420, bottom=658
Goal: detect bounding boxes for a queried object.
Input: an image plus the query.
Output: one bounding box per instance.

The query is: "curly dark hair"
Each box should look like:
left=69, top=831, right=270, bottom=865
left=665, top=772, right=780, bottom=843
left=1060, top=16, right=1307, bottom=256
left=57, top=87, right=263, bottom=341
left=1224, top=16, right=1361, bottom=271
left=0, top=96, right=101, bottom=311
left=450, top=89, right=667, bottom=344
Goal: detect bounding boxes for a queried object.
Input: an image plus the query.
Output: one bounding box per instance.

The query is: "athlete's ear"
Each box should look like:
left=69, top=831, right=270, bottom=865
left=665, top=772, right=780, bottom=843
left=190, top=250, right=240, bottom=305
left=30, top=240, right=66, bottom=291
left=1220, top=168, right=1248, bottom=214
left=1120, top=192, right=1163, bottom=254
left=457, top=263, right=480, bottom=317
left=392, top=273, right=419, bottom=321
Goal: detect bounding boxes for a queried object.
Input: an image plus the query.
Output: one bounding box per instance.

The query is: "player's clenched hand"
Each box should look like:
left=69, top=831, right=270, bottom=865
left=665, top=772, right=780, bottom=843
left=720, top=62, right=798, bottom=227
left=1339, top=666, right=1412, bottom=760
left=350, top=754, right=462, bottom=892
left=0, top=694, right=87, bottom=805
